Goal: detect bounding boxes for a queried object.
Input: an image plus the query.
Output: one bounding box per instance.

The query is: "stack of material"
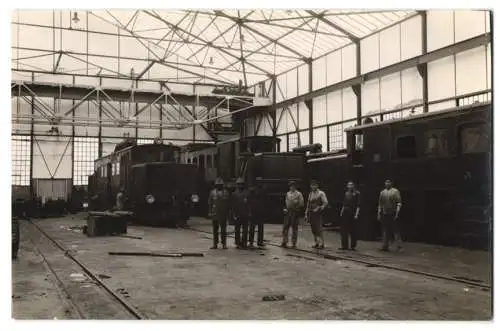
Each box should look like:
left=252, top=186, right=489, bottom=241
left=86, top=211, right=133, bottom=237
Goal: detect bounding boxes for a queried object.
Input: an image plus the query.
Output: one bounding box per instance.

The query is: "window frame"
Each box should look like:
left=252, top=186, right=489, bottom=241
left=395, top=135, right=418, bottom=159
left=458, top=122, right=489, bottom=155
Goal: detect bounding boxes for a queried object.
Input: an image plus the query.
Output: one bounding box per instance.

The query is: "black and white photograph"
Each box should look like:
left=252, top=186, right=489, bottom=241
left=6, top=3, right=495, bottom=324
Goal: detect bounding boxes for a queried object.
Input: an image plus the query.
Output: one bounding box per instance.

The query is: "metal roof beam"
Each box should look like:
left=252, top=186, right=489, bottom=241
left=136, top=60, right=156, bottom=79
left=305, top=10, right=359, bottom=42
left=214, top=10, right=309, bottom=60
left=143, top=10, right=273, bottom=77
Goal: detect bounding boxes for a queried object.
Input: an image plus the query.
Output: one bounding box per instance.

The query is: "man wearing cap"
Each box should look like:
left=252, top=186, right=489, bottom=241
left=248, top=183, right=265, bottom=248
left=305, top=180, right=328, bottom=249
left=208, top=178, right=230, bottom=249
left=231, top=177, right=250, bottom=249
left=281, top=181, right=304, bottom=248
left=378, top=179, right=403, bottom=252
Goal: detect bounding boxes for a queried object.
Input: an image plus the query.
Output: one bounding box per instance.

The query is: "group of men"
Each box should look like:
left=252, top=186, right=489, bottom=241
left=209, top=177, right=403, bottom=252
left=208, top=178, right=264, bottom=249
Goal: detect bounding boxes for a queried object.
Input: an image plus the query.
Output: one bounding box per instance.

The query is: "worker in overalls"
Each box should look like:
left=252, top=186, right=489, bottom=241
left=231, top=177, right=250, bottom=249
left=305, top=180, right=328, bottom=249
left=281, top=181, right=304, bottom=248
left=208, top=178, right=230, bottom=249
left=339, top=181, right=361, bottom=251
left=248, top=183, right=265, bottom=248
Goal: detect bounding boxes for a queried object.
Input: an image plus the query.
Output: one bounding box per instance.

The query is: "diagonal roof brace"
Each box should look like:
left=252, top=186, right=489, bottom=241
left=305, top=10, right=359, bottom=42
left=214, top=10, right=309, bottom=60
left=136, top=60, right=157, bottom=79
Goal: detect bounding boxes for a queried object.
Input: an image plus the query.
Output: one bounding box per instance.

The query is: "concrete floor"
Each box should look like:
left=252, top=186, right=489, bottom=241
left=12, top=214, right=492, bottom=320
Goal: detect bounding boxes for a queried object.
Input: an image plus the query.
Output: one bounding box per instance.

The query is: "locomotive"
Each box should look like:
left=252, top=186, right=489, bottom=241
left=304, top=101, right=492, bottom=249
left=88, top=139, right=200, bottom=227
left=181, top=136, right=306, bottom=222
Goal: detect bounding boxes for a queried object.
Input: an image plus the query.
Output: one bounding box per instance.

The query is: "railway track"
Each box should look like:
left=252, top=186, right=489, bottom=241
left=188, top=226, right=491, bottom=291
left=25, top=220, right=146, bottom=320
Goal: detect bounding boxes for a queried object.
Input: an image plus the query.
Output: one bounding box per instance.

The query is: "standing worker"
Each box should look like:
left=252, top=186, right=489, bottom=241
left=281, top=181, right=304, bottom=248
left=248, top=183, right=265, bottom=248
left=116, top=186, right=126, bottom=211
left=209, top=178, right=230, bottom=249
left=232, top=177, right=250, bottom=249
left=339, top=181, right=361, bottom=251
left=305, top=180, right=328, bottom=249
left=377, top=179, right=403, bottom=252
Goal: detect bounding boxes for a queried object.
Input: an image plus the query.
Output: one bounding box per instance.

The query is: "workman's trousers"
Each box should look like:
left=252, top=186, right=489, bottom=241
left=282, top=210, right=300, bottom=246
left=212, top=218, right=227, bottom=247
left=234, top=216, right=249, bottom=248
left=340, top=211, right=357, bottom=249
left=249, top=217, right=264, bottom=246
left=309, top=212, right=324, bottom=246
left=381, top=212, right=403, bottom=250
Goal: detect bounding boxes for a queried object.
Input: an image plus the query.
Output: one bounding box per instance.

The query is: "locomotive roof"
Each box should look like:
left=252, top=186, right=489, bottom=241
left=94, top=143, right=180, bottom=165
left=345, top=101, right=490, bottom=133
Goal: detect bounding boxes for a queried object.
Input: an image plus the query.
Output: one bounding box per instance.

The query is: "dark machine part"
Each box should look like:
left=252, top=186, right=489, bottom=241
left=292, top=143, right=323, bottom=154
left=12, top=217, right=20, bottom=259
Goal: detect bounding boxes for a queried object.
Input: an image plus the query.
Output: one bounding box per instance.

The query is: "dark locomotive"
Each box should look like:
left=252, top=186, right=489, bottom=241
left=182, top=136, right=306, bottom=222
left=88, top=139, right=200, bottom=227
left=304, top=101, right=492, bottom=249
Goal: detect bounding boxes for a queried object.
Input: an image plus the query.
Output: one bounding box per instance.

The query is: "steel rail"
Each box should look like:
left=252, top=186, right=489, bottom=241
left=187, top=227, right=491, bottom=290
left=28, top=220, right=146, bottom=320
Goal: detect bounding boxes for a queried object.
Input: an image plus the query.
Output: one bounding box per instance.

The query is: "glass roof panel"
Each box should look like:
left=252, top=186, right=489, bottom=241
left=12, top=9, right=416, bottom=86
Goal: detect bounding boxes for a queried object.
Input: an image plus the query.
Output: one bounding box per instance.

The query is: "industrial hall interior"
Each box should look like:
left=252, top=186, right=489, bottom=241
left=10, top=9, right=492, bottom=321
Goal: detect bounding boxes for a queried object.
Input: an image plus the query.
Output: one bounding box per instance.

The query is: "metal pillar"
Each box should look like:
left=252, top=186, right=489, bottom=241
left=271, top=76, right=277, bottom=140
left=419, top=11, right=429, bottom=113
left=306, top=60, right=313, bottom=144
left=354, top=41, right=362, bottom=125
left=98, top=77, right=103, bottom=157
left=29, top=95, right=34, bottom=197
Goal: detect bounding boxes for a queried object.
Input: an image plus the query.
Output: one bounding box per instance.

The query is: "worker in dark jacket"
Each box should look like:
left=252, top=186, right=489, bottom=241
left=281, top=181, right=304, bottom=248
left=248, top=184, right=265, bottom=248
left=305, top=180, right=328, bottom=249
left=208, top=178, right=230, bottom=249
left=339, top=181, right=361, bottom=251
left=377, top=179, right=403, bottom=252
left=231, top=177, right=250, bottom=249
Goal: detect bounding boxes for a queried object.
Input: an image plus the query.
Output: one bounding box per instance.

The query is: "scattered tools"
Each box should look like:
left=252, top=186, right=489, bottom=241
left=108, top=251, right=204, bottom=258
left=114, top=234, right=143, bottom=240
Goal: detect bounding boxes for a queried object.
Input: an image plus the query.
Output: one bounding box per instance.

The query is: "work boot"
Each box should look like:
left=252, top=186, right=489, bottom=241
left=291, top=243, right=297, bottom=249
left=379, top=247, right=389, bottom=252
left=210, top=245, right=218, bottom=249
left=222, top=244, right=228, bottom=249
left=280, top=242, right=287, bottom=248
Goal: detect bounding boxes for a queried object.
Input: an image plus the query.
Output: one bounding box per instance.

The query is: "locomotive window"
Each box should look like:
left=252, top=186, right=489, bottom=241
left=207, top=154, right=212, bottom=168
left=424, top=131, right=449, bottom=157
left=116, top=162, right=120, bottom=175
left=460, top=123, right=489, bottom=154
left=193, top=157, right=198, bottom=165
left=396, top=136, right=417, bottom=158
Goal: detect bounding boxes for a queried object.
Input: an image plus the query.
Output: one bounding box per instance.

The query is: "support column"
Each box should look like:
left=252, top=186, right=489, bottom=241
left=29, top=95, right=34, bottom=197
left=306, top=59, right=313, bottom=144
left=98, top=77, right=103, bottom=157
left=271, top=76, right=277, bottom=140
left=354, top=41, right=362, bottom=125
left=71, top=98, right=75, bottom=188
left=192, top=85, right=196, bottom=143
left=419, top=11, right=429, bottom=113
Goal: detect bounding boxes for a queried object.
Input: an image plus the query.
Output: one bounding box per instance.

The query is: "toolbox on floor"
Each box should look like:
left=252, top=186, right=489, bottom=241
left=86, top=211, right=133, bottom=237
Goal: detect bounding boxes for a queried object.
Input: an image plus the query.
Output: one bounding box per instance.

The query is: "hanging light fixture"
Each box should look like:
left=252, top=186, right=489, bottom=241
left=209, top=56, right=214, bottom=65
left=72, top=11, right=80, bottom=24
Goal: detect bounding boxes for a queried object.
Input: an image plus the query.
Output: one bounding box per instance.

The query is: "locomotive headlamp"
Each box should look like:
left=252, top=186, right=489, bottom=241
left=191, top=194, right=200, bottom=203
left=145, top=194, right=155, bottom=204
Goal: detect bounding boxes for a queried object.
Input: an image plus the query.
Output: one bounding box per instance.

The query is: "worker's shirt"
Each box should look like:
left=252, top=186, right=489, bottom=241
left=286, top=190, right=304, bottom=211
left=343, top=190, right=360, bottom=212
left=209, top=188, right=230, bottom=221
left=307, top=190, right=328, bottom=213
left=378, top=188, right=402, bottom=214
left=231, top=189, right=250, bottom=218
left=116, top=192, right=125, bottom=211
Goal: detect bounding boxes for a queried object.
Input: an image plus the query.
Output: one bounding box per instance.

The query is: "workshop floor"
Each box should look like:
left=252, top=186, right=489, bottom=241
left=12, top=214, right=492, bottom=320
